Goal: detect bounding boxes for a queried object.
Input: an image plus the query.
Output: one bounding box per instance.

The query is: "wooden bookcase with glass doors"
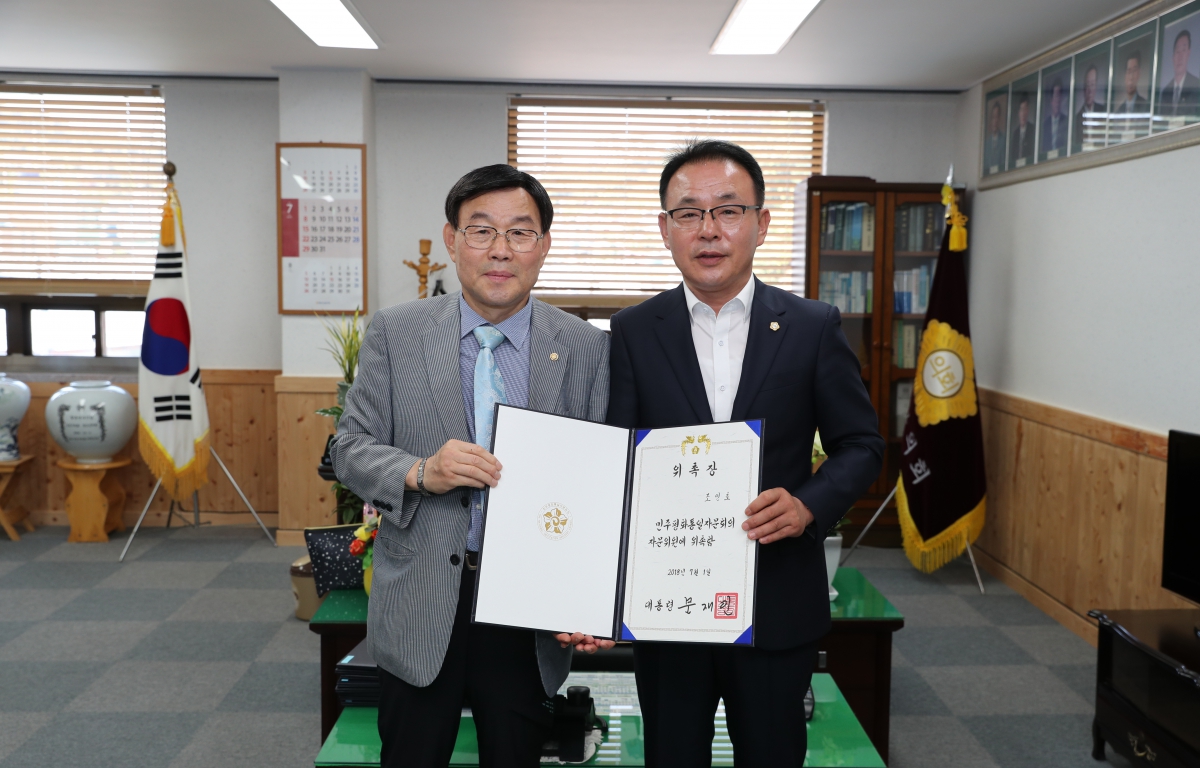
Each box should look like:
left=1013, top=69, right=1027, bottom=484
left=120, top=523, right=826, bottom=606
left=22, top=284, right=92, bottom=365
left=799, top=175, right=957, bottom=545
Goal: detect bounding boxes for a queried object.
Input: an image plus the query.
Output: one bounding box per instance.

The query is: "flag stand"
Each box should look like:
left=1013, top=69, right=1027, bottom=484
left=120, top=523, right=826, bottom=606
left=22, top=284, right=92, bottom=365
left=119, top=445, right=275, bottom=561
left=164, top=491, right=208, bottom=530
left=840, top=486, right=896, bottom=568
left=840, top=486, right=985, bottom=594
left=963, top=540, right=986, bottom=594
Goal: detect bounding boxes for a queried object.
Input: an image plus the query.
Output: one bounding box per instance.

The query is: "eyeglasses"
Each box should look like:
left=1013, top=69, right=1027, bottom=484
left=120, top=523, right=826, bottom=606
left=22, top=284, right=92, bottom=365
left=458, top=226, right=544, bottom=253
left=664, top=205, right=762, bottom=230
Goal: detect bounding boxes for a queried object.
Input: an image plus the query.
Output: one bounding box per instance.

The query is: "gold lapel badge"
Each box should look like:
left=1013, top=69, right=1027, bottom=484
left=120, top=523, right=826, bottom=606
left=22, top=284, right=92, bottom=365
left=549, top=352, right=559, bottom=361
left=769, top=321, right=780, bottom=331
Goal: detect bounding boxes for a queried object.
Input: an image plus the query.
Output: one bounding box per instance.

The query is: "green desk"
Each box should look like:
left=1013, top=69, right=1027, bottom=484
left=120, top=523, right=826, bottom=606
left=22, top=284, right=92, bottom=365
left=309, top=569, right=903, bottom=760
left=821, top=568, right=905, bottom=763
left=310, top=590, right=370, bottom=740
left=315, top=673, right=884, bottom=767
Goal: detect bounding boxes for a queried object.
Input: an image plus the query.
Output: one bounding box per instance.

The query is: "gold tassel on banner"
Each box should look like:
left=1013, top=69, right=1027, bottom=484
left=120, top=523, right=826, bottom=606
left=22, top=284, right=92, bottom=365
left=138, top=422, right=211, bottom=501
left=159, top=198, right=175, bottom=247
left=941, top=184, right=968, bottom=252
left=896, top=477, right=987, bottom=573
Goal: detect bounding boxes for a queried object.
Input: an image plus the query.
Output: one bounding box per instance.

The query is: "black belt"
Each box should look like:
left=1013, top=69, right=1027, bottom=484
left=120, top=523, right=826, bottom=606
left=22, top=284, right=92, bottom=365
left=465, top=550, right=479, bottom=570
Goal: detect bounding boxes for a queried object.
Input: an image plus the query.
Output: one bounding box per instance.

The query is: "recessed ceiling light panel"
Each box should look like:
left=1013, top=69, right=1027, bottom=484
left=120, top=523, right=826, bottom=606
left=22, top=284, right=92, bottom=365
left=710, top=0, right=822, bottom=55
left=269, top=0, right=380, bottom=49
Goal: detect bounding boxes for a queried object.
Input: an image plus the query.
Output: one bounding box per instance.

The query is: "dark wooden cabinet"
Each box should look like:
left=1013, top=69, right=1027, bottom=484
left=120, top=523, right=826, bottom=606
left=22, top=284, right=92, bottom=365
left=1089, top=609, right=1200, bottom=767
left=796, top=175, right=959, bottom=543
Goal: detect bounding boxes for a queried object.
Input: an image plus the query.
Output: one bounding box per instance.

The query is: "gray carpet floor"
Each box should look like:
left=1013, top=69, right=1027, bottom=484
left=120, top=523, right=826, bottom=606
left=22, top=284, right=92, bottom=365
left=0, top=526, right=1133, bottom=767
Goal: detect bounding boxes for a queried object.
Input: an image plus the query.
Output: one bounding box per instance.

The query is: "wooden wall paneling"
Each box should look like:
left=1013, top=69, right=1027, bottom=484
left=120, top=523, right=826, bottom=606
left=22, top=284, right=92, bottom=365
left=1131, top=455, right=1169, bottom=608
left=275, top=375, right=342, bottom=545
left=16, top=372, right=281, bottom=531
left=973, top=388, right=1194, bottom=646
left=201, top=370, right=279, bottom=514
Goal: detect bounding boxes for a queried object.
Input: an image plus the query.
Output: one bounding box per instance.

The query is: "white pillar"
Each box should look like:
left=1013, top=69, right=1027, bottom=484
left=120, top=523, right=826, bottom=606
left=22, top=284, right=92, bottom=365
left=277, top=68, right=376, bottom=375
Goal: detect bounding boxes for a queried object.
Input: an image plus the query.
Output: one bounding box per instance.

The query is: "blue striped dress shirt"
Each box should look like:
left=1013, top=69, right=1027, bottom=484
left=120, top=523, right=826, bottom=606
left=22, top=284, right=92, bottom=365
left=458, top=294, right=531, bottom=551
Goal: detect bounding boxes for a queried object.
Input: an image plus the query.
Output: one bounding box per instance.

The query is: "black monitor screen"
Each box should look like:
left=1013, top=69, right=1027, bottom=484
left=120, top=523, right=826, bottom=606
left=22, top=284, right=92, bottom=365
left=1163, top=429, right=1200, bottom=605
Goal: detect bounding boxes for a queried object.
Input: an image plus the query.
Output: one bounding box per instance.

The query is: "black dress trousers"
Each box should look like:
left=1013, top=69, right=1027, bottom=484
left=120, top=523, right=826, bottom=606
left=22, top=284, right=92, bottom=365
left=633, top=639, right=820, bottom=768
left=377, top=563, right=553, bottom=768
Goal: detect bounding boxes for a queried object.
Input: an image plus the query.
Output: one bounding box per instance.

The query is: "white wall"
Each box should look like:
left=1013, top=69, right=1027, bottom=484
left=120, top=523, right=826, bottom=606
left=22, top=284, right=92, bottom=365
left=164, top=79, right=281, bottom=370
left=825, top=93, right=961, bottom=182
left=277, top=69, right=374, bottom=376
left=159, top=79, right=967, bottom=371
left=373, top=84, right=508, bottom=308
left=955, top=86, right=1200, bottom=434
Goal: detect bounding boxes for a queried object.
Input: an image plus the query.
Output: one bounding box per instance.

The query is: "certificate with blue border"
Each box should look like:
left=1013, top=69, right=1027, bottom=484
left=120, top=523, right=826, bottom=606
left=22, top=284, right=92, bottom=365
left=473, top=405, right=763, bottom=645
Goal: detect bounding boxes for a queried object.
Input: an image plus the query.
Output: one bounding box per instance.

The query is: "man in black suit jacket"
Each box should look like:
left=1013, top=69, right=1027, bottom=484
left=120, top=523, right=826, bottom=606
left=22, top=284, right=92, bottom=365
left=1115, top=49, right=1151, bottom=136
left=1158, top=29, right=1200, bottom=118
left=607, top=140, right=884, bottom=766
left=1010, top=94, right=1035, bottom=165
left=1040, top=78, right=1068, bottom=154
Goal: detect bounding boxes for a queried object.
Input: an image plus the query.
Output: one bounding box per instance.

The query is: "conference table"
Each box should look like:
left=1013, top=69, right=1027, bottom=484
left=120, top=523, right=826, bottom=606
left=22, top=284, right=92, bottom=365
left=309, top=567, right=904, bottom=762
left=315, top=672, right=884, bottom=767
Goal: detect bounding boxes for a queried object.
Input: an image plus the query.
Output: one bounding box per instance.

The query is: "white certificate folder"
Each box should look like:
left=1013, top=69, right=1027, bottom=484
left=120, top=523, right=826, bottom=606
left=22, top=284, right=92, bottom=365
left=473, top=405, right=763, bottom=645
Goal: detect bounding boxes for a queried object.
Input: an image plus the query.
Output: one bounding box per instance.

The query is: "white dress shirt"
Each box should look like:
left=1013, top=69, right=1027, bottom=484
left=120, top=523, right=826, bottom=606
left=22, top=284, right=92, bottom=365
left=682, top=277, right=755, bottom=422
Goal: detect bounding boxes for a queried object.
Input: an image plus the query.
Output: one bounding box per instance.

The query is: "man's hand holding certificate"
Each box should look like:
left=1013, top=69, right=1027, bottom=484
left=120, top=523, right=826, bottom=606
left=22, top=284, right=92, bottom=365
left=473, top=405, right=763, bottom=645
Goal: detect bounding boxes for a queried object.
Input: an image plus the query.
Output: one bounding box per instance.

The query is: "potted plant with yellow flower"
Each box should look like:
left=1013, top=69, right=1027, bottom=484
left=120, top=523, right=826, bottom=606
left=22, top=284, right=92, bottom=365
left=348, top=503, right=379, bottom=594
left=814, top=432, right=846, bottom=601
left=316, top=309, right=369, bottom=525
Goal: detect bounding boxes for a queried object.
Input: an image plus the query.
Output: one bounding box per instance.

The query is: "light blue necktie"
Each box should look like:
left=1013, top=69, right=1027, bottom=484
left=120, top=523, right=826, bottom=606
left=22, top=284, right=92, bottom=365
left=473, top=326, right=508, bottom=451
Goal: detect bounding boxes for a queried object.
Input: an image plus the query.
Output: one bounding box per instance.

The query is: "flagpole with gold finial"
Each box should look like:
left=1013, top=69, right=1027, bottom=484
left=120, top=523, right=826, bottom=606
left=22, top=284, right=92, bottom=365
left=941, top=165, right=968, bottom=253
left=160, top=161, right=188, bottom=253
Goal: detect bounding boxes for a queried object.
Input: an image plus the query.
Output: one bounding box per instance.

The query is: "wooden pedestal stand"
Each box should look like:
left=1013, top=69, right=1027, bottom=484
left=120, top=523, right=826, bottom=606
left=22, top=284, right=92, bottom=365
left=0, top=456, right=35, bottom=541
left=57, top=458, right=131, bottom=543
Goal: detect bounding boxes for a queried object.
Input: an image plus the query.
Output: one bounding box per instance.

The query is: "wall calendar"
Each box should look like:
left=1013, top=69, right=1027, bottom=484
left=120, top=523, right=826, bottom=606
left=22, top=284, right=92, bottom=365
left=276, top=143, right=368, bottom=314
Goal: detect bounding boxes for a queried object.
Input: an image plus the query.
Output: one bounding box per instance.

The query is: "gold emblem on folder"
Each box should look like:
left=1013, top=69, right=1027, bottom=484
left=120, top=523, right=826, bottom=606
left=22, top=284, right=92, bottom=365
left=538, top=502, right=573, bottom=541
left=913, top=319, right=977, bottom=427
left=681, top=435, right=712, bottom=455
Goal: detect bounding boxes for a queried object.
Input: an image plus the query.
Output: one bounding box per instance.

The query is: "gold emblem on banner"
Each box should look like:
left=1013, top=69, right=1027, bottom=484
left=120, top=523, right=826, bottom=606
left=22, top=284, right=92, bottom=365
left=538, top=502, right=573, bottom=541
left=681, top=435, right=712, bottom=455
left=913, top=319, right=977, bottom=427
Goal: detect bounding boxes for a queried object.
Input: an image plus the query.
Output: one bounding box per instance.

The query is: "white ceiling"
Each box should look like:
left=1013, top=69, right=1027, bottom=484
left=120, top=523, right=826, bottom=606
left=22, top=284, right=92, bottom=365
left=0, top=0, right=1140, bottom=90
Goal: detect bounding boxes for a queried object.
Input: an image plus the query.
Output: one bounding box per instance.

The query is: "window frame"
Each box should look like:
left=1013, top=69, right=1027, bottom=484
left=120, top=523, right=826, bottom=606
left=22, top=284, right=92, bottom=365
left=2, top=294, right=146, bottom=359
left=508, top=96, right=825, bottom=310
left=0, top=82, right=166, bottom=291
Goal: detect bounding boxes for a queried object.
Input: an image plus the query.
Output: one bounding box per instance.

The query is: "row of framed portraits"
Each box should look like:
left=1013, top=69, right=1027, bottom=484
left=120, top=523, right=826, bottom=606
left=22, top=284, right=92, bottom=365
left=983, top=0, right=1200, bottom=177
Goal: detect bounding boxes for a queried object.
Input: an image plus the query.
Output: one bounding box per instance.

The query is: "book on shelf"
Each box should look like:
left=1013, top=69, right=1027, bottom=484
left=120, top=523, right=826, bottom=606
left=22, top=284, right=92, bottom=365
left=892, top=264, right=935, bottom=315
left=820, top=202, right=875, bottom=252
left=818, top=270, right=873, bottom=314
left=894, top=203, right=946, bottom=252
left=895, top=381, right=913, bottom=437
left=891, top=320, right=924, bottom=369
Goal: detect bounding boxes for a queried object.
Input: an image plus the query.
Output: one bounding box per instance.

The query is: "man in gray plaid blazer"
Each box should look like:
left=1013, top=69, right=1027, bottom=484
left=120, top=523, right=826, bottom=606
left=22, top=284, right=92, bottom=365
left=332, top=165, right=612, bottom=768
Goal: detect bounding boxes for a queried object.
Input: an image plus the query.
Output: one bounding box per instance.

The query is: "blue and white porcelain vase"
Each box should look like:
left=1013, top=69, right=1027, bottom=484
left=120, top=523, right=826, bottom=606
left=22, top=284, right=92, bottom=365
left=45, top=381, right=137, bottom=464
left=0, top=374, right=31, bottom=462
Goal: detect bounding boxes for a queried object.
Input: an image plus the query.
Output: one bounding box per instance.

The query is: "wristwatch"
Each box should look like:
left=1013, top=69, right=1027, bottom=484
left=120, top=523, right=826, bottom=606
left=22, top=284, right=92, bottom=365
left=416, top=457, right=432, bottom=497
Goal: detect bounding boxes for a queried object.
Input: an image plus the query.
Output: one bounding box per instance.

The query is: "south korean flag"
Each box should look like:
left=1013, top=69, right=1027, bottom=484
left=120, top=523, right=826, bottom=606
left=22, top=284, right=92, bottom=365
left=137, top=173, right=210, bottom=500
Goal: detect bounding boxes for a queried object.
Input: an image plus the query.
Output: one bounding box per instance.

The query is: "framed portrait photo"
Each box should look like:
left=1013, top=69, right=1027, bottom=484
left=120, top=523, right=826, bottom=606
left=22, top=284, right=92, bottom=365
left=1072, top=41, right=1112, bottom=154
left=1037, top=59, right=1073, bottom=162
left=1111, top=21, right=1157, bottom=144
left=1008, top=73, right=1040, bottom=170
left=1155, top=1, right=1200, bottom=132
left=982, top=87, right=1010, bottom=176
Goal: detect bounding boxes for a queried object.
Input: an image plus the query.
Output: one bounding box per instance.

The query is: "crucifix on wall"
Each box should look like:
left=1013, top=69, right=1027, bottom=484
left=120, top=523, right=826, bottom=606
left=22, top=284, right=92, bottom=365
left=403, top=239, right=446, bottom=299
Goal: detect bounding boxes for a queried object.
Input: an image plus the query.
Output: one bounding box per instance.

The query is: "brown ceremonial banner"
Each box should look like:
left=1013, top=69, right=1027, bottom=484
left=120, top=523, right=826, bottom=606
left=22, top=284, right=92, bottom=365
left=895, top=225, right=987, bottom=573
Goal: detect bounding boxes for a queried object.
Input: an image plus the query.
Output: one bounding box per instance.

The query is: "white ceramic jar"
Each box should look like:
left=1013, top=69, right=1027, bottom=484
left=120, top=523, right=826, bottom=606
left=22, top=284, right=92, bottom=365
left=0, top=374, right=32, bottom=462
left=45, top=381, right=137, bottom=464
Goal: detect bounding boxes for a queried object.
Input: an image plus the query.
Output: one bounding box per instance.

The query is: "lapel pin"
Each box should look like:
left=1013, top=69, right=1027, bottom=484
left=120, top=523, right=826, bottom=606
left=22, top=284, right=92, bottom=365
left=550, top=352, right=559, bottom=361
left=769, top=322, right=780, bottom=331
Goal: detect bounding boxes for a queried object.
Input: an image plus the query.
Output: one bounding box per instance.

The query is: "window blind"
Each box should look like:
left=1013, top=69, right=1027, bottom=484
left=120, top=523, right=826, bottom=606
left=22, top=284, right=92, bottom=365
left=0, top=84, right=166, bottom=290
left=509, top=98, right=823, bottom=302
